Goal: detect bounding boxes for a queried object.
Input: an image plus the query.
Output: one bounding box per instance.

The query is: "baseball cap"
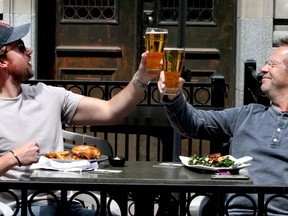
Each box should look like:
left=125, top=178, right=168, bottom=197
left=0, top=22, right=31, bottom=48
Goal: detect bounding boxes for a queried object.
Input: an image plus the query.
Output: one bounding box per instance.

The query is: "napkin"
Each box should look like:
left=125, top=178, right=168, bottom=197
left=30, top=156, right=96, bottom=172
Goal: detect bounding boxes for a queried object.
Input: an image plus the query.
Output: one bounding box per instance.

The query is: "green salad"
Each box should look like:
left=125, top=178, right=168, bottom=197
left=188, top=153, right=235, bottom=167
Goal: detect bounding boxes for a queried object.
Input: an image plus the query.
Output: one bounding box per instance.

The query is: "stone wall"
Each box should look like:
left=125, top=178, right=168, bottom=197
left=0, top=0, right=37, bottom=74
left=236, top=0, right=288, bottom=106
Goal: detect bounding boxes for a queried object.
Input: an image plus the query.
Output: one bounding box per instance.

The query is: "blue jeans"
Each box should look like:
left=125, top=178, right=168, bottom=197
left=12, top=202, right=96, bottom=216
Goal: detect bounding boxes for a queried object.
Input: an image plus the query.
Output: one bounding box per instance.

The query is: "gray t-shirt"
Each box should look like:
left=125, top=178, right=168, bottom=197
left=0, top=82, right=83, bottom=190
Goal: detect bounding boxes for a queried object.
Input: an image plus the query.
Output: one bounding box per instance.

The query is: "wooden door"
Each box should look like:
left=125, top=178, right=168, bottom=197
left=37, top=0, right=236, bottom=106
left=152, top=0, right=237, bottom=107
left=38, top=0, right=141, bottom=81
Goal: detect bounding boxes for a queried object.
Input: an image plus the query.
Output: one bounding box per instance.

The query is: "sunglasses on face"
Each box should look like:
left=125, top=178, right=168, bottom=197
left=2, top=40, right=26, bottom=55
left=17, top=40, right=26, bottom=53
left=10, top=40, right=26, bottom=53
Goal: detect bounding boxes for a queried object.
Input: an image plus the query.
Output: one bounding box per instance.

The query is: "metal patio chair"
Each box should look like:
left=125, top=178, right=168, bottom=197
left=62, top=130, right=120, bottom=215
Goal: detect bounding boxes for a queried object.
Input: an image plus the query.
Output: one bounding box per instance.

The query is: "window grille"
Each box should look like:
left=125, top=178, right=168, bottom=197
left=161, top=0, right=215, bottom=25
left=62, top=0, right=118, bottom=23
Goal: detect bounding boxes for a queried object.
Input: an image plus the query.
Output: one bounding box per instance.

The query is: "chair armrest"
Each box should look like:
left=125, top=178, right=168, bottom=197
left=189, top=195, right=210, bottom=216
left=0, top=201, right=14, bottom=216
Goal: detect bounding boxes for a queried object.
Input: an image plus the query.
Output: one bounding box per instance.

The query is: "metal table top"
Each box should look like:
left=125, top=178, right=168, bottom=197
left=30, top=161, right=253, bottom=186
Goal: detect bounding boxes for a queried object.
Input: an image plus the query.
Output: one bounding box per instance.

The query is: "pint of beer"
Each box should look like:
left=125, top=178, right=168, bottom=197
left=163, top=48, right=185, bottom=95
left=145, top=28, right=168, bottom=75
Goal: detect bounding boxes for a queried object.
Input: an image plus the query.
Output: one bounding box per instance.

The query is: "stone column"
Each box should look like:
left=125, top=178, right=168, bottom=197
left=235, top=0, right=273, bottom=106
left=2, top=0, right=37, bottom=76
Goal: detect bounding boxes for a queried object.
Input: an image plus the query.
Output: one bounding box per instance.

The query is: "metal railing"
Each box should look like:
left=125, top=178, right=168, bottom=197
left=1, top=180, right=288, bottom=216
left=25, top=74, right=226, bottom=161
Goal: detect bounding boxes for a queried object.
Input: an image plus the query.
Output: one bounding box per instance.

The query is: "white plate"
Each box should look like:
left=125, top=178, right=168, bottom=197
left=179, top=155, right=251, bottom=171
left=50, top=155, right=108, bottom=163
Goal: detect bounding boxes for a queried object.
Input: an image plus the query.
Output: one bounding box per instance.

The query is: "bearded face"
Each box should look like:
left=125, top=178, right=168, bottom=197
left=1, top=40, right=34, bottom=83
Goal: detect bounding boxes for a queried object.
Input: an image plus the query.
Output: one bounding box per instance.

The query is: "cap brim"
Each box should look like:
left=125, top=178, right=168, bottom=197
left=4, top=23, right=31, bottom=45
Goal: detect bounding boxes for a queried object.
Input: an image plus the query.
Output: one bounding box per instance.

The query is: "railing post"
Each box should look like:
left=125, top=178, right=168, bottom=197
left=211, top=74, right=225, bottom=107
left=244, top=59, right=270, bottom=105
left=244, top=59, right=257, bottom=105
left=210, top=74, right=226, bottom=154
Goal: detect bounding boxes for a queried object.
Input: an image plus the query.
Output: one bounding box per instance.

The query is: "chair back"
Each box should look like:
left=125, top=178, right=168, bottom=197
left=62, top=130, right=113, bottom=156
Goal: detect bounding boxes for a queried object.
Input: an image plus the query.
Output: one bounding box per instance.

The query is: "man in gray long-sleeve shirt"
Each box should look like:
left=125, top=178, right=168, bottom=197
left=158, top=37, right=288, bottom=215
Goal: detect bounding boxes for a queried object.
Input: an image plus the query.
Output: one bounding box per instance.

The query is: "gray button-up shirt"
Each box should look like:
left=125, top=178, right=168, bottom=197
left=163, top=94, right=288, bottom=214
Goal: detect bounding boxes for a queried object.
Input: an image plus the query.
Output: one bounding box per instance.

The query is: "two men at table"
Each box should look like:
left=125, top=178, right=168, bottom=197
left=158, top=37, right=288, bottom=215
left=0, top=22, right=155, bottom=215
left=2, top=20, right=288, bottom=215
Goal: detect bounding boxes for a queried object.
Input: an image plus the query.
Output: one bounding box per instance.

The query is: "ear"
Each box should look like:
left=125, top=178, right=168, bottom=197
left=0, top=58, right=7, bottom=69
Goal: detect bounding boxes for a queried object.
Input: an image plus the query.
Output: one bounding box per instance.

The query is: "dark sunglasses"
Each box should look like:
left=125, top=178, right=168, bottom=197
left=4, top=39, right=26, bottom=54
left=17, top=40, right=26, bottom=53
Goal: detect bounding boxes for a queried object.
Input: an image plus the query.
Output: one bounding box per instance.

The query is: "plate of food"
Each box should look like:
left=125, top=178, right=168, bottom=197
left=179, top=153, right=252, bottom=172
left=44, top=145, right=108, bottom=163
left=50, top=155, right=108, bottom=163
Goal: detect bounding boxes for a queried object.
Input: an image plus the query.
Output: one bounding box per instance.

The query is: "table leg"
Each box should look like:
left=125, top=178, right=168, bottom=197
left=21, top=189, right=28, bottom=216
left=108, top=192, right=128, bottom=216
left=99, top=191, right=107, bottom=216
left=179, top=192, right=187, bottom=215
left=60, top=190, right=69, bottom=216
left=156, top=192, right=179, bottom=216
left=132, top=192, right=155, bottom=216
left=216, top=193, right=225, bottom=216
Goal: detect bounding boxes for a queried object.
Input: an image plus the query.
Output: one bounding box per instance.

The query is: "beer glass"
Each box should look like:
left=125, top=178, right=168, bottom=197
left=163, top=47, right=185, bottom=95
left=145, top=27, right=168, bottom=75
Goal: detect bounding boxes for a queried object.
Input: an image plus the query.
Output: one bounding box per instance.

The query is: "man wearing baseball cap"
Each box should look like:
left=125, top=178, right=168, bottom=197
left=0, top=22, right=98, bottom=216
left=0, top=22, right=156, bottom=216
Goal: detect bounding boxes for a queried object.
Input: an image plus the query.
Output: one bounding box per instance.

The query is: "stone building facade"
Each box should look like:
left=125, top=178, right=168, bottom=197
left=0, top=0, right=287, bottom=106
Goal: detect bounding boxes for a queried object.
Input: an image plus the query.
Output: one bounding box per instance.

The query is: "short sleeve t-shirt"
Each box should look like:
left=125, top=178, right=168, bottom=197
left=0, top=82, right=83, bottom=181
